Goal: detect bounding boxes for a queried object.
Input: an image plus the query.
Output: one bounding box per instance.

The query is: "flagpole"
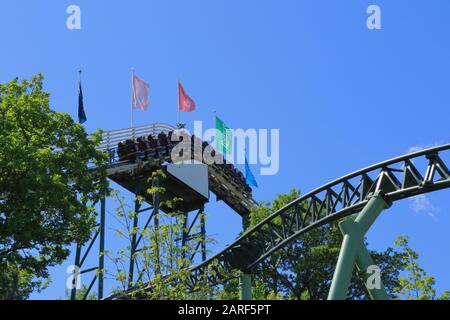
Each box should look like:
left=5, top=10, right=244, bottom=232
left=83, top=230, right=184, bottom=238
left=78, top=69, right=84, bottom=125
left=213, top=110, right=216, bottom=137
left=131, top=68, right=135, bottom=129
left=78, top=70, right=82, bottom=122
left=177, top=79, right=180, bottom=127
left=214, top=110, right=222, bottom=161
left=78, top=70, right=82, bottom=112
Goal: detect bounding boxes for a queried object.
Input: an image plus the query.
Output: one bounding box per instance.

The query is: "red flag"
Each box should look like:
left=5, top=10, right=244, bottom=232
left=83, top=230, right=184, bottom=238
left=132, top=74, right=150, bottom=111
left=178, top=82, right=196, bottom=112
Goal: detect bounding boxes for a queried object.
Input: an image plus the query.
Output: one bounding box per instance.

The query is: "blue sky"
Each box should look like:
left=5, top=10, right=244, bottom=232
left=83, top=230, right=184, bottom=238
left=1, top=0, right=450, bottom=299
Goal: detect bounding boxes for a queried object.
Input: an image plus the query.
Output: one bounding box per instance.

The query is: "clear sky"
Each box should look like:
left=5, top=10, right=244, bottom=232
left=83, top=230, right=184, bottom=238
left=1, top=0, right=450, bottom=299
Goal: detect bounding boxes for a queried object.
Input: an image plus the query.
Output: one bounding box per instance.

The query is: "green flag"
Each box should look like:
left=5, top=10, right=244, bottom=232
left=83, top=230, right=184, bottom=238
left=215, top=115, right=232, bottom=155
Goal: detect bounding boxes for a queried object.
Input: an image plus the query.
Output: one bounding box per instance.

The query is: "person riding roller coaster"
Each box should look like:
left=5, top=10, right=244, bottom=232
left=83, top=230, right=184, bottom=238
left=116, top=132, right=252, bottom=192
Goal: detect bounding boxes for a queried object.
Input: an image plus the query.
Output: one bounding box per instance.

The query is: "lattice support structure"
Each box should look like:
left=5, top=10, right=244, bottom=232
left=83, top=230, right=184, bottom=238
left=70, top=167, right=209, bottom=300
left=70, top=196, right=106, bottom=300
left=179, top=205, right=207, bottom=266
left=127, top=176, right=159, bottom=288
left=126, top=178, right=208, bottom=290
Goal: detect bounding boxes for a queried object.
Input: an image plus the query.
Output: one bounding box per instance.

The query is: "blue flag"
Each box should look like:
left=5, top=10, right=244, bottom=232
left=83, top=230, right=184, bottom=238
left=78, top=82, right=87, bottom=124
left=245, top=157, right=258, bottom=188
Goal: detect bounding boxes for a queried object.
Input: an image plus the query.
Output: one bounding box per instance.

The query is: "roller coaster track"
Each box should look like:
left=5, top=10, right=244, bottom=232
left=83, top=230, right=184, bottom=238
left=108, top=143, right=450, bottom=298
left=178, top=144, right=450, bottom=292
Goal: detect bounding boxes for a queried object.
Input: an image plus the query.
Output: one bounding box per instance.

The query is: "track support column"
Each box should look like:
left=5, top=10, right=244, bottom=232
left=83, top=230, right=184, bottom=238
left=239, top=213, right=252, bottom=300
left=239, top=274, right=252, bottom=300
left=70, top=244, right=81, bottom=300
left=328, top=191, right=391, bottom=300
left=98, top=196, right=106, bottom=300
left=128, top=179, right=143, bottom=288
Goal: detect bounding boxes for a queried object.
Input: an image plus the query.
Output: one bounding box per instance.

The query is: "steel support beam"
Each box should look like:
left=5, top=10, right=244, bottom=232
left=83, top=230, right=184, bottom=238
left=239, top=213, right=252, bottom=300
left=128, top=175, right=162, bottom=287
left=128, top=180, right=142, bottom=288
left=355, top=242, right=387, bottom=300
left=71, top=197, right=106, bottom=300
left=98, top=197, right=106, bottom=299
left=200, top=205, right=206, bottom=262
left=178, top=205, right=207, bottom=268
left=328, top=192, right=390, bottom=300
left=181, top=212, right=188, bottom=260
left=70, top=245, right=82, bottom=300
left=239, top=274, right=252, bottom=300
left=153, top=176, right=161, bottom=276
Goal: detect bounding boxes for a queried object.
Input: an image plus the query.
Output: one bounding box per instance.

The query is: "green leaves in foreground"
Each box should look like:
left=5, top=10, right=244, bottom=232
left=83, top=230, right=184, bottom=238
left=0, top=74, right=108, bottom=299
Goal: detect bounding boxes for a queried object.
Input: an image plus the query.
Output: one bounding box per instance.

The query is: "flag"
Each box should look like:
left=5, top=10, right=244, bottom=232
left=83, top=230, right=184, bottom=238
left=178, top=82, right=196, bottom=112
left=132, top=74, right=150, bottom=111
left=215, top=115, right=232, bottom=155
left=245, top=157, right=258, bottom=188
left=78, top=82, right=87, bottom=124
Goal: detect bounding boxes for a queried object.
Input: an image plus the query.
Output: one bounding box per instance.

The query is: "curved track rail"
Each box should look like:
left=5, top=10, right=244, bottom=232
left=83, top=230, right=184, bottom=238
left=181, top=144, right=450, bottom=290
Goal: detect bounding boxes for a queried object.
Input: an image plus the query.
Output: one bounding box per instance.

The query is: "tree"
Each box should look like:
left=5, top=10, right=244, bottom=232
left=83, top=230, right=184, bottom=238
left=0, top=74, right=108, bottom=299
left=393, top=236, right=450, bottom=300
left=218, top=278, right=284, bottom=300
left=219, top=189, right=408, bottom=300
left=0, top=262, right=51, bottom=300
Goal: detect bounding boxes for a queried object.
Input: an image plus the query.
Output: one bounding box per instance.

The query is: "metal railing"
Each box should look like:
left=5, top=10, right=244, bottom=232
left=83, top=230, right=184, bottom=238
left=95, top=123, right=175, bottom=153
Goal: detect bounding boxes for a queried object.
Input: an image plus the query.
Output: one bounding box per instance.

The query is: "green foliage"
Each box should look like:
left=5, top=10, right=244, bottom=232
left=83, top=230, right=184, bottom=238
left=61, top=285, right=97, bottom=300
left=218, top=278, right=284, bottom=300
left=393, top=236, right=449, bottom=300
left=217, top=278, right=239, bottom=300
left=0, top=74, right=108, bottom=299
left=438, top=290, right=450, bottom=300
left=0, top=262, right=50, bottom=299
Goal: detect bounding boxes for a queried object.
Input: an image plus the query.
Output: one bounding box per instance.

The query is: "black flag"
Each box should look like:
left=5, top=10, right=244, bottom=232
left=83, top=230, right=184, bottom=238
left=78, top=82, right=87, bottom=124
